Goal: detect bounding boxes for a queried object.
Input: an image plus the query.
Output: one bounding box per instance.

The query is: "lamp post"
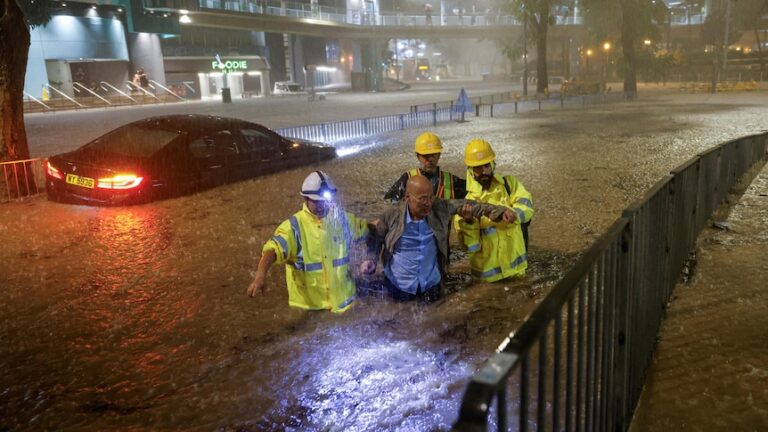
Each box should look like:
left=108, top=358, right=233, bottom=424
left=667, top=7, right=672, bottom=51
left=601, top=42, right=611, bottom=92
left=522, top=4, right=528, bottom=96
left=586, top=48, right=593, bottom=76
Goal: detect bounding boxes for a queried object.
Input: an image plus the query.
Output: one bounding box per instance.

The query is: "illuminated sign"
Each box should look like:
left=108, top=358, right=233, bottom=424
left=212, top=59, right=248, bottom=73
left=418, top=65, right=429, bottom=70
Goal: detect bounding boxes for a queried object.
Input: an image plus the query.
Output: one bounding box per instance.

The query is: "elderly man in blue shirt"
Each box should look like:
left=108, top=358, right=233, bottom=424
left=368, top=175, right=514, bottom=302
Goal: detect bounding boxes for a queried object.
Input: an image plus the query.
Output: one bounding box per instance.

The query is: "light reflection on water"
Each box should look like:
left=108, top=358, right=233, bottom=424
left=232, top=306, right=477, bottom=432
left=3, top=97, right=765, bottom=430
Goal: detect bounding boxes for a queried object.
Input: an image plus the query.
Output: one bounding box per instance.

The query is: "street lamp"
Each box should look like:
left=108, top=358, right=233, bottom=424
left=601, top=42, right=611, bottom=92
left=585, top=48, right=593, bottom=75
left=522, top=4, right=528, bottom=96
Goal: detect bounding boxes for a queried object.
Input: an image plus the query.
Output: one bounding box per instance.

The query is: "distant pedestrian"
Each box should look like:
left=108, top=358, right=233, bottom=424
left=134, top=68, right=149, bottom=90
left=424, top=3, right=433, bottom=25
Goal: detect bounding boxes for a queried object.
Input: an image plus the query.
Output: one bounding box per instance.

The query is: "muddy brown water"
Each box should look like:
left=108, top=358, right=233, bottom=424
left=1, top=92, right=765, bottom=430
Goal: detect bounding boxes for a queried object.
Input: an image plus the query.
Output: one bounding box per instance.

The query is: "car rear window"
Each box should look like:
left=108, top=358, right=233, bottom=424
left=84, top=124, right=181, bottom=158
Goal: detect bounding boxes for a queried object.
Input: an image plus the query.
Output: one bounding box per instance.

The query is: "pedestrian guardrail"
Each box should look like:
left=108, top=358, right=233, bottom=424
left=1, top=158, right=45, bottom=203
left=451, top=132, right=768, bottom=432
left=275, top=107, right=456, bottom=143
left=277, top=91, right=628, bottom=145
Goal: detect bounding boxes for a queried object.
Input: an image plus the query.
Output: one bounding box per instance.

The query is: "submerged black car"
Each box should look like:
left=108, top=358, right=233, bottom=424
left=45, top=115, right=337, bottom=205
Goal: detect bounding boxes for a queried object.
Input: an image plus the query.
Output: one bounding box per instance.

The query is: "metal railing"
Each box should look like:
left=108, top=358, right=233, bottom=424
left=275, top=91, right=628, bottom=144
left=22, top=91, right=51, bottom=111
left=126, top=81, right=162, bottom=101
left=149, top=79, right=186, bottom=101
left=1, top=158, right=46, bottom=203
left=275, top=107, right=456, bottom=143
left=73, top=82, right=112, bottom=105
left=44, top=83, right=84, bottom=108
left=451, top=132, right=768, bottom=432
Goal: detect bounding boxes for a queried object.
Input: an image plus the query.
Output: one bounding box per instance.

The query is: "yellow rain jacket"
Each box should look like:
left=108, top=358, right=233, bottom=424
left=263, top=203, right=369, bottom=313
left=456, top=172, right=534, bottom=282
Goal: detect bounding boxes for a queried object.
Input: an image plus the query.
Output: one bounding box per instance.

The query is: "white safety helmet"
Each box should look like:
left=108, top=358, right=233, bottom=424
left=300, top=170, right=337, bottom=201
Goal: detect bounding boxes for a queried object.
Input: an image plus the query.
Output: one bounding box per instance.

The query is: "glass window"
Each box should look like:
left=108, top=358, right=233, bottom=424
left=189, top=130, right=238, bottom=158
left=241, top=128, right=282, bottom=158
left=83, top=124, right=180, bottom=158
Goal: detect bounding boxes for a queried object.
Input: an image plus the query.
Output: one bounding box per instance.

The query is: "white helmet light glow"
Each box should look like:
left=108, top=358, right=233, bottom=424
left=300, top=170, right=337, bottom=201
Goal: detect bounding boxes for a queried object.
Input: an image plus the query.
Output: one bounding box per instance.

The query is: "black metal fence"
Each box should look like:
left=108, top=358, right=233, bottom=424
left=451, top=132, right=768, bottom=432
left=278, top=91, right=626, bottom=144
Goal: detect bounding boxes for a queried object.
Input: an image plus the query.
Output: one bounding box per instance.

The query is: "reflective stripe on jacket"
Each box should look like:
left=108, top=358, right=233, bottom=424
left=456, top=172, right=534, bottom=281
left=408, top=168, right=454, bottom=199
left=263, top=203, right=368, bottom=313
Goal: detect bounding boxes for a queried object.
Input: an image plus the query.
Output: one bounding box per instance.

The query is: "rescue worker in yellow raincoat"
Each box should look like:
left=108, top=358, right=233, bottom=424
left=384, top=131, right=467, bottom=202
left=247, top=171, right=374, bottom=313
left=455, top=139, right=534, bottom=282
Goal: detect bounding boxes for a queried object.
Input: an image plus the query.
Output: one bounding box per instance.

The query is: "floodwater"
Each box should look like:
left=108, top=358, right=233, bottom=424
left=630, top=166, right=768, bottom=432
left=1, top=91, right=766, bottom=430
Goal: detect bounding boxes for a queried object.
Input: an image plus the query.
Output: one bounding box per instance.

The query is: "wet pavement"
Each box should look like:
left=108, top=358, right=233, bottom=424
left=1, top=87, right=767, bottom=430
left=629, top=162, right=768, bottom=432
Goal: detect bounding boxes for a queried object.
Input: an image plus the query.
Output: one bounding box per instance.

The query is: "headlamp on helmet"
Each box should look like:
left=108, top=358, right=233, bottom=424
left=300, top=170, right=338, bottom=201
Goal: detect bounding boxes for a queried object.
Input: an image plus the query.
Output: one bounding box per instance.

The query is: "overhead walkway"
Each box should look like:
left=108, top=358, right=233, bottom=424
left=144, top=0, right=708, bottom=40
left=143, top=0, right=632, bottom=39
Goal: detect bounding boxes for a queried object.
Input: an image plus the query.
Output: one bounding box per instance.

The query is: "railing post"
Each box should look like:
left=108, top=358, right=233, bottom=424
left=515, top=101, right=518, bottom=113
left=475, top=104, right=480, bottom=117
left=432, top=103, right=437, bottom=126
left=612, top=220, right=633, bottom=432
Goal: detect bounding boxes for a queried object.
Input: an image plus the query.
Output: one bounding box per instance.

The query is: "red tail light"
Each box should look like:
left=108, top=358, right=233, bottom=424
left=46, top=161, right=63, bottom=179
left=97, top=174, right=143, bottom=190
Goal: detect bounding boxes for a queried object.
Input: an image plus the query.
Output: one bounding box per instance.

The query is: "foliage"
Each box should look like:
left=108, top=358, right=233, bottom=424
left=636, top=48, right=685, bottom=83
left=17, top=0, right=52, bottom=28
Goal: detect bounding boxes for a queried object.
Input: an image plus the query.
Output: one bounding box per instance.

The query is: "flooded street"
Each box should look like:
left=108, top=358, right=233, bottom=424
left=1, top=91, right=766, bottom=430
left=630, top=166, right=768, bottom=432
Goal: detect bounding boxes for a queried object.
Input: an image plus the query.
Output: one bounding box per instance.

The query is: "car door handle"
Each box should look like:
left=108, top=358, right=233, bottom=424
left=209, top=164, right=223, bottom=169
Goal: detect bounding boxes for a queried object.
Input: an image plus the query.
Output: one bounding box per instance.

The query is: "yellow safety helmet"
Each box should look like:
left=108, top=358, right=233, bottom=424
left=414, top=132, right=443, bottom=155
left=464, top=139, right=496, bottom=167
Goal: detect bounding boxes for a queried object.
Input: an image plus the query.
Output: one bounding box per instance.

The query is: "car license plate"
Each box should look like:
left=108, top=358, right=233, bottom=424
left=65, top=173, right=95, bottom=189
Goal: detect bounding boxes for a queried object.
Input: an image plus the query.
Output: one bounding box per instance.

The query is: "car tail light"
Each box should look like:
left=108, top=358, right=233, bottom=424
left=97, top=174, right=143, bottom=189
left=46, top=161, right=63, bottom=179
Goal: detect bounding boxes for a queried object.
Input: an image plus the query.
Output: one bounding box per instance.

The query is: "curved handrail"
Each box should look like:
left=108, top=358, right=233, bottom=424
left=22, top=91, right=51, bottom=110
left=44, top=83, right=84, bottom=107
left=126, top=81, right=162, bottom=101
left=148, top=79, right=185, bottom=100
left=73, top=82, right=112, bottom=105
left=100, top=81, right=138, bottom=103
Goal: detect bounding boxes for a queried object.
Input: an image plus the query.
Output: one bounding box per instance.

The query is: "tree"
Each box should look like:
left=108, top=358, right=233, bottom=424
left=581, top=0, right=665, bottom=99
left=731, top=0, right=767, bottom=74
left=701, top=0, right=743, bottom=87
left=0, top=0, right=51, bottom=199
left=498, top=0, right=556, bottom=94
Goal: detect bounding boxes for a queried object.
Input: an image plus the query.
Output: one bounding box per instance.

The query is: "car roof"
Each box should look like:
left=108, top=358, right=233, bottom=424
left=130, top=114, right=248, bottom=131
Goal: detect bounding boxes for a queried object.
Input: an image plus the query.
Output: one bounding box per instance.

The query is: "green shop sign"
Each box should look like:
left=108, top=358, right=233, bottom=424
left=212, top=60, right=248, bottom=73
